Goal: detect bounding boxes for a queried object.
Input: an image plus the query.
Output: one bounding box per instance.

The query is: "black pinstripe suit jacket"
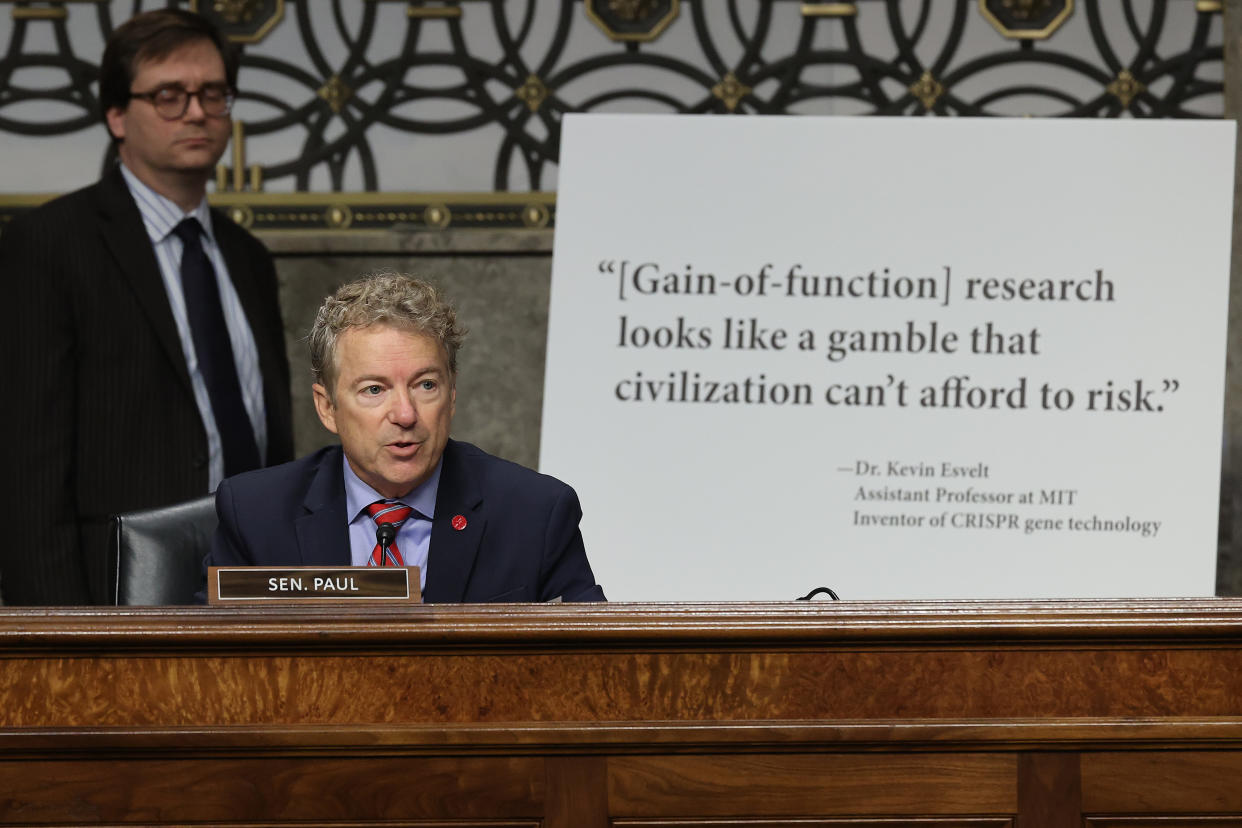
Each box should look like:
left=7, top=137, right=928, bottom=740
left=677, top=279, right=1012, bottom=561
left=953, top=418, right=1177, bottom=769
left=0, top=165, right=293, bottom=605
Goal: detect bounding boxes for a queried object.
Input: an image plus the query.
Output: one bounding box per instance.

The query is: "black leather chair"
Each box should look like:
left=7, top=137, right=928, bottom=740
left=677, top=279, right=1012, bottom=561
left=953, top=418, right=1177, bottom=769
left=111, top=495, right=217, bottom=605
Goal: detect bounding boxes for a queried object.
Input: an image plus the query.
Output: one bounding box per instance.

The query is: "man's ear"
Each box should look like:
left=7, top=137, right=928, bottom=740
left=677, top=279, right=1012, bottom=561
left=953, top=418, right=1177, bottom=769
left=312, top=383, right=339, bottom=435
left=105, top=106, right=127, bottom=142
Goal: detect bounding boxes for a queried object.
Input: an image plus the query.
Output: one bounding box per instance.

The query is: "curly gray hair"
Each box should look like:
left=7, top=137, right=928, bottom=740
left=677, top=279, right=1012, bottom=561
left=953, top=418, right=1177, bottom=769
left=309, top=272, right=467, bottom=397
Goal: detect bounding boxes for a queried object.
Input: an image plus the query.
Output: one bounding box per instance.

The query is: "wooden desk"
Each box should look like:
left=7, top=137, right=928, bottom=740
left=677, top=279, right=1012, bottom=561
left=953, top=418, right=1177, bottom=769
left=2, top=600, right=1241, bottom=826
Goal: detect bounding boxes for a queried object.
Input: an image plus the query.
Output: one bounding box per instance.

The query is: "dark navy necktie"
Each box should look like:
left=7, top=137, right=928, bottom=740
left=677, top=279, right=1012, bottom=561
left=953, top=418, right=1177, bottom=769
left=173, top=217, right=260, bottom=478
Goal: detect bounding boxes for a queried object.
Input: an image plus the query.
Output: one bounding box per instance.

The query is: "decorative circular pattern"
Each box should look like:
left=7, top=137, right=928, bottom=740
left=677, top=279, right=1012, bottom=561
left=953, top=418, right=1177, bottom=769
left=0, top=1, right=1224, bottom=192
left=423, top=204, right=452, bottom=229
left=522, top=204, right=551, bottom=229
left=227, top=204, right=255, bottom=228
left=326, top=204, right=353, bottom=229
left=584, top=0, right=681, bottom=42
left=979, top=0, right=1074, bottom=39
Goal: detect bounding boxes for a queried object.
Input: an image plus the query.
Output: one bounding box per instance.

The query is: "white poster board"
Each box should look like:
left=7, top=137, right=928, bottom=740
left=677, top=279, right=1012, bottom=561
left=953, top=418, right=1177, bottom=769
left=540, top=114, right=1235, bottom=601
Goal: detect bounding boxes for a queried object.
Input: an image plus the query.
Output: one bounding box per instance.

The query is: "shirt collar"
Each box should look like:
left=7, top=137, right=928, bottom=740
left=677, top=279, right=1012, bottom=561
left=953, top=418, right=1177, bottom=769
left=117, top=161, right=215, bottom=246
left=343, top=453, right=442, bottom=524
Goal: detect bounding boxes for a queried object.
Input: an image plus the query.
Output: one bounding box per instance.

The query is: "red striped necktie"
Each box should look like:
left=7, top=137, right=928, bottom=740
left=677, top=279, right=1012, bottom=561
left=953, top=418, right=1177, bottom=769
left=367, top=501, right=413, bottom=566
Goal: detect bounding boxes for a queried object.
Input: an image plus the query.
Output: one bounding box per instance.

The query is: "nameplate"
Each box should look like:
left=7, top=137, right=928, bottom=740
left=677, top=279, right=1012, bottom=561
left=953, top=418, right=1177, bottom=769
left=207, top=566, right=421, bottom=605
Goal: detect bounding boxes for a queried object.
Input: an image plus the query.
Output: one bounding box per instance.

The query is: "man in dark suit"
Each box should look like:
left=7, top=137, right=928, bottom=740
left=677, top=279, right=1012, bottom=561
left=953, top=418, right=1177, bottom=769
left=206, top=274, right=604, bottom=603
left=0, top=10, right=292, bottom=605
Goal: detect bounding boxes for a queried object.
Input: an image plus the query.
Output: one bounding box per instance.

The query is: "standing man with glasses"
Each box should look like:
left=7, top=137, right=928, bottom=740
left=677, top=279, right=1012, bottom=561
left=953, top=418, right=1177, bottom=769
left=0, top=9, right=293, bottom=605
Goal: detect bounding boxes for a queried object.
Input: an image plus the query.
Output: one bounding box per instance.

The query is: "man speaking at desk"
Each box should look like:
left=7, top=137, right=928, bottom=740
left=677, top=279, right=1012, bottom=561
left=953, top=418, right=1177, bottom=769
left=206, top=273, right=605, bottom=603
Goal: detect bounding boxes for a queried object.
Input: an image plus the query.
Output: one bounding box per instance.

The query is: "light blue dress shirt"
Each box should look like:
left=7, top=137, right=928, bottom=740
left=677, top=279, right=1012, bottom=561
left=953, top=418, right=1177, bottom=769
left=343, top=457, right=442, bottom=591
left=118, top=163, right=268, bottom=490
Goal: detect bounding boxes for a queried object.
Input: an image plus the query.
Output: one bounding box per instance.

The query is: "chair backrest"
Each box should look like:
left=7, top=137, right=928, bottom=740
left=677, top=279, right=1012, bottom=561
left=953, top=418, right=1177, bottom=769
left=111, top=495, right=217, bottom=605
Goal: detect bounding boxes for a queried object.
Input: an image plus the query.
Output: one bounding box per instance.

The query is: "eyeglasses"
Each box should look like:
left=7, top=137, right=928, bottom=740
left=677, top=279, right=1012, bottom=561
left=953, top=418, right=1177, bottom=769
left=128, top=83, right=235, bottom=120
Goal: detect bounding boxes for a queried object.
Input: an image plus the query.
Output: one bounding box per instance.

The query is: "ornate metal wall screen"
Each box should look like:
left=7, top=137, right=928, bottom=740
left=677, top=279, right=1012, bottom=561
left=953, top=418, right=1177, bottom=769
left=0, top=0, right=1224, bottom=231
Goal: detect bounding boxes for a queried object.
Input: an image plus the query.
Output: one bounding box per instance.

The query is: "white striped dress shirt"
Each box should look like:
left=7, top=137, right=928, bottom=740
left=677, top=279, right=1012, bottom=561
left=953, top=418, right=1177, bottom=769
left=119, top=163, right=268, bottom=490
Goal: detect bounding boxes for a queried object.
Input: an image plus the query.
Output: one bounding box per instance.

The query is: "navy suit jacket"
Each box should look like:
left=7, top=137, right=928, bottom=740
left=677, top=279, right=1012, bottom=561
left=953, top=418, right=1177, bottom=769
left=206, top=440, right=605, bottom=603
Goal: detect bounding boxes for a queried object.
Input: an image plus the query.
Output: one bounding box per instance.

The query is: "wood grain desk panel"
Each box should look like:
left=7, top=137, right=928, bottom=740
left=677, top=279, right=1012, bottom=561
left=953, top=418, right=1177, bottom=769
left=1, top=600, right=1240, bottom=826
left=1082, top=751, right=1242, bottom=812
left=6, top=646, right=1242, bottom=727
left=608, top=754, right=1017, bottom=815
left=0, top=757, right=542, bottom=823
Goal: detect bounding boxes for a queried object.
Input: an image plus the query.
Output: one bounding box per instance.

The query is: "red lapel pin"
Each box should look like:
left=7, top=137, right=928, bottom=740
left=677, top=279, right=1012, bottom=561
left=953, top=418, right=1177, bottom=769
left=451, top=514, right=467, bottom=531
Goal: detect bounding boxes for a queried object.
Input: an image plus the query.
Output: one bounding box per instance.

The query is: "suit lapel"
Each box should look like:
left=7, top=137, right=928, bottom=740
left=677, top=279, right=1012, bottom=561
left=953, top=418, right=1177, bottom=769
left=294, top=447, right=351, bottom=565
left=92, top=166, right=194, bottom=396
left=423, top=441, right=486, bottom=602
